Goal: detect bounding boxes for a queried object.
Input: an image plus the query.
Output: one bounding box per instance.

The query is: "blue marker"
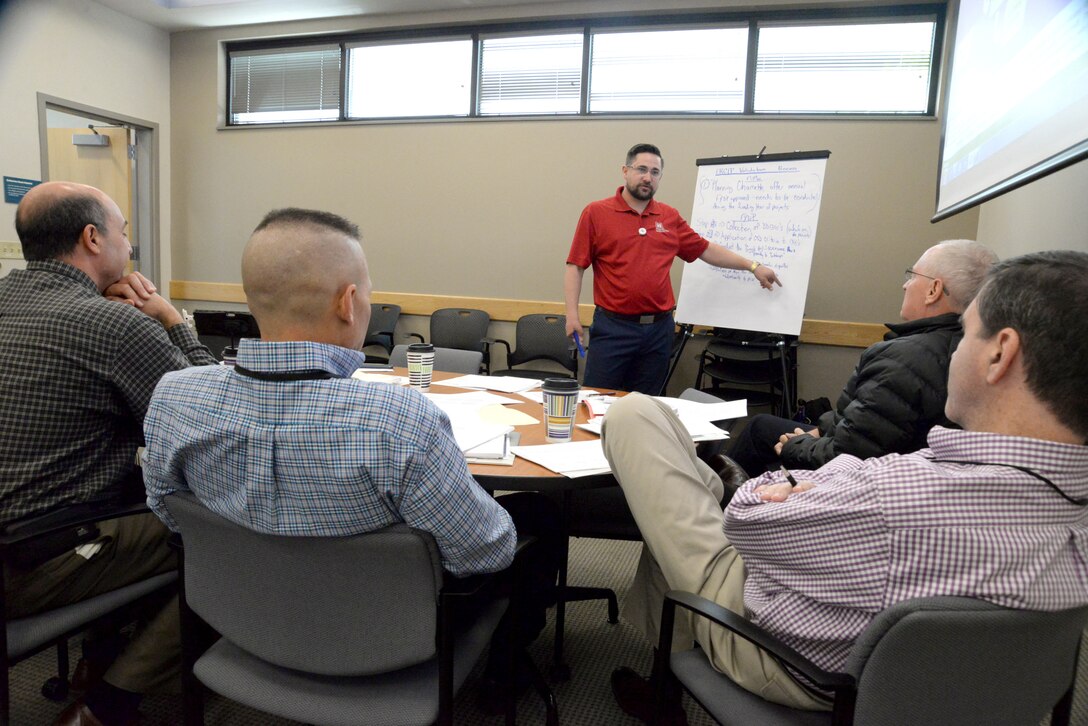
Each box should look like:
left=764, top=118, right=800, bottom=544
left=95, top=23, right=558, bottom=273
left=573, top=331, right=586, bottom=358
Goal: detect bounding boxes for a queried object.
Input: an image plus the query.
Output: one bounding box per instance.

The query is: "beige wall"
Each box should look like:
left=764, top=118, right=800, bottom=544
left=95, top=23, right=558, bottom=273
left=976, top=160, right=1088, bottom=256
left=169, top=11, right=979, bottom=328
left=0, top=0, right=172, bottom=282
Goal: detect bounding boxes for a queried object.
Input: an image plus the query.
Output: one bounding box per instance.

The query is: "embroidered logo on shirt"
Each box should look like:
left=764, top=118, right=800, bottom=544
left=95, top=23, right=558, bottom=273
left=655, top=222, right=668, bottom=233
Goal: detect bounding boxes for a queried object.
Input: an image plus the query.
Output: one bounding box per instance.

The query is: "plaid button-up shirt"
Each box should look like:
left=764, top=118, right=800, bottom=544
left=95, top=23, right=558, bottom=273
left=0, top=261, right=215, bottom=524
left=143, top=339, right=515, bottom=577
left=726, top=426, right=1088, bottom=673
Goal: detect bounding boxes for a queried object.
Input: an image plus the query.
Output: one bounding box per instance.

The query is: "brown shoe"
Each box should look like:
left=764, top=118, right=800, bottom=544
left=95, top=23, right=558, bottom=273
left=611, top=666, right=688, bottom=725
left=70, top=658, right=108, bottom=692
left=52, top=701, right=139, bottom=726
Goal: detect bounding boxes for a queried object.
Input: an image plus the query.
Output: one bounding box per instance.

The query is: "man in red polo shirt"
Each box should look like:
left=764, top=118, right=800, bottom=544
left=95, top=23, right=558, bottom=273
left=565, top=143, right=781, bottom=394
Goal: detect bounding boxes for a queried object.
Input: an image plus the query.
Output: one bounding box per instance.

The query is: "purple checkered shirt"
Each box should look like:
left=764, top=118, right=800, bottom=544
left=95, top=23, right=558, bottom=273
left=725, top=426, right=1088, bottom=673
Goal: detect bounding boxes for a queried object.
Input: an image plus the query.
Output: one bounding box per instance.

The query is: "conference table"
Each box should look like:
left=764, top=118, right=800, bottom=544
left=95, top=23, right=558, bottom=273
left=411, top=369, right=624, bottom=680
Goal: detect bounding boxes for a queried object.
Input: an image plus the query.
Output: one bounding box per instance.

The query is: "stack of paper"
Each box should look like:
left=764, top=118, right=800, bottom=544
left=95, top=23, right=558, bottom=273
left=510, top=440, right=611, bottom=478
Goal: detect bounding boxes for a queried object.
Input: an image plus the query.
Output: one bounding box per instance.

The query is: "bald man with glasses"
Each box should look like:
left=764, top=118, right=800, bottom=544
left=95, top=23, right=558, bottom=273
left=564, top=143, right=781, bottom=395
left=729, top=238, right=999, bottom=477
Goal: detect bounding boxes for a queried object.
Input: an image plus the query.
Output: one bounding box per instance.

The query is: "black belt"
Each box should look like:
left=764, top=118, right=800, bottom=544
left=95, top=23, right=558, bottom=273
left=597, top=307, right=673, bottom=324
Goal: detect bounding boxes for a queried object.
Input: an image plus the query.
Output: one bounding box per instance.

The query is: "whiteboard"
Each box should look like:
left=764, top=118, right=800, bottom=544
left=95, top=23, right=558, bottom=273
left=675, top=151, right=829, bottom=336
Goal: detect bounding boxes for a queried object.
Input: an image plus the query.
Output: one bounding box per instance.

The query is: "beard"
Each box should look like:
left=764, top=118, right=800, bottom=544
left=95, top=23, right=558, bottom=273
left=626, top=179, right=655, bottom=201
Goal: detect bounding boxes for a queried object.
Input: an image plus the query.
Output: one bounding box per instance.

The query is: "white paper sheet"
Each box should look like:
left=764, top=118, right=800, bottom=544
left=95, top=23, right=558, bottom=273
left=509, top=440, right=612, bottom=478
left=439, top=374, right=543, bottom=393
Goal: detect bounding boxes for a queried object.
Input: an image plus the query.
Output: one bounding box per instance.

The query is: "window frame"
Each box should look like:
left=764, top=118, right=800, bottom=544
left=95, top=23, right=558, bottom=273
left=222, top=4, right=945, bottom=128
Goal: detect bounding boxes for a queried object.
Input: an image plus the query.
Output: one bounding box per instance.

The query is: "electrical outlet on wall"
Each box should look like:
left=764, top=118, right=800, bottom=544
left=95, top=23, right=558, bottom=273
left=0, top=241, right=24, bottom=259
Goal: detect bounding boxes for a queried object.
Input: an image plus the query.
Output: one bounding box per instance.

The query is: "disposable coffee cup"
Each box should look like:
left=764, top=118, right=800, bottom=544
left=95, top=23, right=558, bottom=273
left=542, top=377, right=580, bottom=443
left=407, top=343, right=435, bottom=391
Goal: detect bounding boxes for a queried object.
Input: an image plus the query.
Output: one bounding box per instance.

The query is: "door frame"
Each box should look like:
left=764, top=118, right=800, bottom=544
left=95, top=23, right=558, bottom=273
left=36, top=93, right=162, bottom=285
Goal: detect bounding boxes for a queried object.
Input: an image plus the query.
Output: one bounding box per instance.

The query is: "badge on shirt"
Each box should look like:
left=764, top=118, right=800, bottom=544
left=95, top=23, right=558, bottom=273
left=656, top=222, right=668, bottom=233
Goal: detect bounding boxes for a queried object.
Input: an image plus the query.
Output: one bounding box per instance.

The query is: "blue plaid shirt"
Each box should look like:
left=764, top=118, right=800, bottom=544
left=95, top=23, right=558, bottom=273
left=143, top=339, right=515, bottom=576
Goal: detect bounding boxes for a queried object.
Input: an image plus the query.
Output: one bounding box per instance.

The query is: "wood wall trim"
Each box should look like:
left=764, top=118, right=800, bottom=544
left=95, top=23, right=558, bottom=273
left=171, top=280, right=887, bottom=348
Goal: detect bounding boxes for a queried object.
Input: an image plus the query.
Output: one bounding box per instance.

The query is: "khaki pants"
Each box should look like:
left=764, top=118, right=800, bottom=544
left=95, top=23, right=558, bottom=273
left=601, top=394, right=831, bottom=711
left=5, top=512, right=180, bottom=693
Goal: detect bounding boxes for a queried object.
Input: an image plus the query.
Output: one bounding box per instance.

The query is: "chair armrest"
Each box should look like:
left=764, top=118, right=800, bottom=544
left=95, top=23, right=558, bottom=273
left=408, top=332, right=425, bottom=343
left=484, top=337, right=512, bottom=361
left=441, top=535, right=538, bottom=601
left=0, top=500, right=151, bottom=548
left=661, top=590, right=854, bottom=692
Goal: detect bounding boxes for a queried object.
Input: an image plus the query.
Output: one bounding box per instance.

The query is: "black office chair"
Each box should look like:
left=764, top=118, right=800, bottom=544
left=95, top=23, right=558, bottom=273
left=410, top=308, right=491, bottom=373
left=0, top=503, right=178, bottom=726
left=488, top=314, right=577, bottom=380
left=389, top=345, right=484, bottom=375
left=695, top=329, right=798, bottom=418
left=363, top=303, right=401, bottom=364
left=654, top=593, right=1088, bottom=726
left=165, top=492, right=557, bottom=726
left=192, top=310, right=260, bottom=362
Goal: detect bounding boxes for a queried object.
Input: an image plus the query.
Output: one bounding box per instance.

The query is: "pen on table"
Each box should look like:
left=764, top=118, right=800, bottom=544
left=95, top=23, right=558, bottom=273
left=573, top=331, right=586, bottom=358
left=779, top=465, right=799, bottom=488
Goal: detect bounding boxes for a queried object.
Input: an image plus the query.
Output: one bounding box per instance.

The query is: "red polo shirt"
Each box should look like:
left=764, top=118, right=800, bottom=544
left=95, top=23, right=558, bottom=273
left=567, top=187, right=709, bottom=315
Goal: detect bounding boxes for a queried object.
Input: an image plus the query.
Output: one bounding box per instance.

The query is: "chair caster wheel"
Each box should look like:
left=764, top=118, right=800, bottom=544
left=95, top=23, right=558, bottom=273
left=41, top=676, right=69, bottom=702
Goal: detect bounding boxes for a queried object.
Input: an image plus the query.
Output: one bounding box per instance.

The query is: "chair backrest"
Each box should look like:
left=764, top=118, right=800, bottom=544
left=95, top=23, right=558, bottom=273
left=364, top=303, right=401, bottom=353
left=389, top=345, right=484, bottom=374
left=164, top=492, right=445, bottom=677
left=507, top=314, right=577, bottom=375
left=847, top=596, right=1088, bottom=725
left=193, top=310, right=261, bottom=361
left=429, top=308, right=490, bottom=354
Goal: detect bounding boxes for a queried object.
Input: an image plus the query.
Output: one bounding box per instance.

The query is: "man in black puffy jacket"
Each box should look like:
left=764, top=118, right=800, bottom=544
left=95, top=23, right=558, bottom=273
left=729, top=239, right=998, bottom=475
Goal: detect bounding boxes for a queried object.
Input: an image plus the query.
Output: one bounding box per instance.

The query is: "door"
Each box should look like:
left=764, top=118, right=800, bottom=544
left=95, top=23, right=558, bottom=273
left=46, top=124, right=136, bottom=274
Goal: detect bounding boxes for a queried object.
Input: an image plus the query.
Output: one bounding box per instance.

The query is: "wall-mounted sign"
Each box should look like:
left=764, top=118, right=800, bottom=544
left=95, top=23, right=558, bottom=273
left=4, top=176, right=41, bottom=205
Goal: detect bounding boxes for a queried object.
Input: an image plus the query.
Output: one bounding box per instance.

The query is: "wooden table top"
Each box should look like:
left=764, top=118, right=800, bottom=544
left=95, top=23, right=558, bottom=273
left=401, top=368, right=620, bottom=492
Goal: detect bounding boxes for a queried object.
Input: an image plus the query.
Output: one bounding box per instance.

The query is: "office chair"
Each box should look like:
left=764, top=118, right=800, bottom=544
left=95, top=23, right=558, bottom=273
left=488, top=314, right=577, bottom=380
left=695, top=329, right=798, bottom=418
left=654, top=593, right=1088, bottom=726
left=389, top=344, right=484, bottom=375
left=165, top=492, right=557, bottom=726
left=0, top=503, right=178, bottom=726
left=192, top=310, right=260, bottom=362
left=409, top=308, right=491, bottom=373
left=363, top=303, right=401, bottom=364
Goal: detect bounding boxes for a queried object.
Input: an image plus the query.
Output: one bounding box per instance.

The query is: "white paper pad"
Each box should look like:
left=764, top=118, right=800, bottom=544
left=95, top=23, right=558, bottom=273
left=510, top=440, right=612, bottom=478
left=655, top=396, right=747, bottom=422
left=577, top=415, right=729, bottom=442
left=351, top=371, right=409, bottom=385
left=439, top=375, right=543, bottom=393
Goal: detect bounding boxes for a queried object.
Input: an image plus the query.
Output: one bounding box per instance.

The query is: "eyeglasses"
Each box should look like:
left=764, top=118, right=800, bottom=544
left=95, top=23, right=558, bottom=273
left=904, top=268, right=950, bottom=296
left=904, top=268, right=938, bottom=284
left=628, top=165, right=662, bottom=179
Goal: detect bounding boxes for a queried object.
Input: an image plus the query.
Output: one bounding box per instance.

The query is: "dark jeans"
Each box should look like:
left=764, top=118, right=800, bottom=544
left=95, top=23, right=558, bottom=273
left=728, top=414, right=816, bottom=477
left=583, top=308, right=673, bottom=395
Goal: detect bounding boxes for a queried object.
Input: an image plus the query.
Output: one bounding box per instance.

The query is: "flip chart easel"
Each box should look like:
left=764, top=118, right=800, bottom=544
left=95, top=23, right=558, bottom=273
left=674, top=150, right=830, bottom=336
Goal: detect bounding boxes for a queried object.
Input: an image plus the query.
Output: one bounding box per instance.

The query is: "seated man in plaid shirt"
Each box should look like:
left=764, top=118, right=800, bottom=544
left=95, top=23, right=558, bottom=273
left=602, top=250, right=1088, bottom=724
left=0, top=181, right=216, bottom=726
left=143, top=208, right=560, bottom=713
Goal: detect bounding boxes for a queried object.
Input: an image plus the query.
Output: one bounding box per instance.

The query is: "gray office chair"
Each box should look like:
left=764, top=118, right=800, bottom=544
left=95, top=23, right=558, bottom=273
left=362, top=303, right=401, bottom=364
left=0, top=503, right=178, bottom=726
left=165, top=491, right=556, bottom=726
left=655, top=592, right=1088, bottom=726
left=389, top=344, right=484, bottom=375
left=409, top=308, right=491, bottom=373
left=488, top=314, right=577, bottom=380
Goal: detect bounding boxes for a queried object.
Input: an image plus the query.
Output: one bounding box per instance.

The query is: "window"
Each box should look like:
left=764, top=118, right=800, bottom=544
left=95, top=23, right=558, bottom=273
left=754, top=22, right=936, bottom=113
left=229, top=45, right=341, bottom=125
left=223, top=7, right=941, bottom=126
left=347, top=39, right=472, bottom=118
left=589, top=27, right=748, bottom=113
left=477, top=33, right=584, bottom=115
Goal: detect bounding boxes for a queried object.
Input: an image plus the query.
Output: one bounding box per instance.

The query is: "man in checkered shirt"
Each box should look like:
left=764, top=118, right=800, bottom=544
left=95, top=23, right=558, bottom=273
left=0, top=181, right=215, bottom=726
left=602, top=250, right=1088, bottom=722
